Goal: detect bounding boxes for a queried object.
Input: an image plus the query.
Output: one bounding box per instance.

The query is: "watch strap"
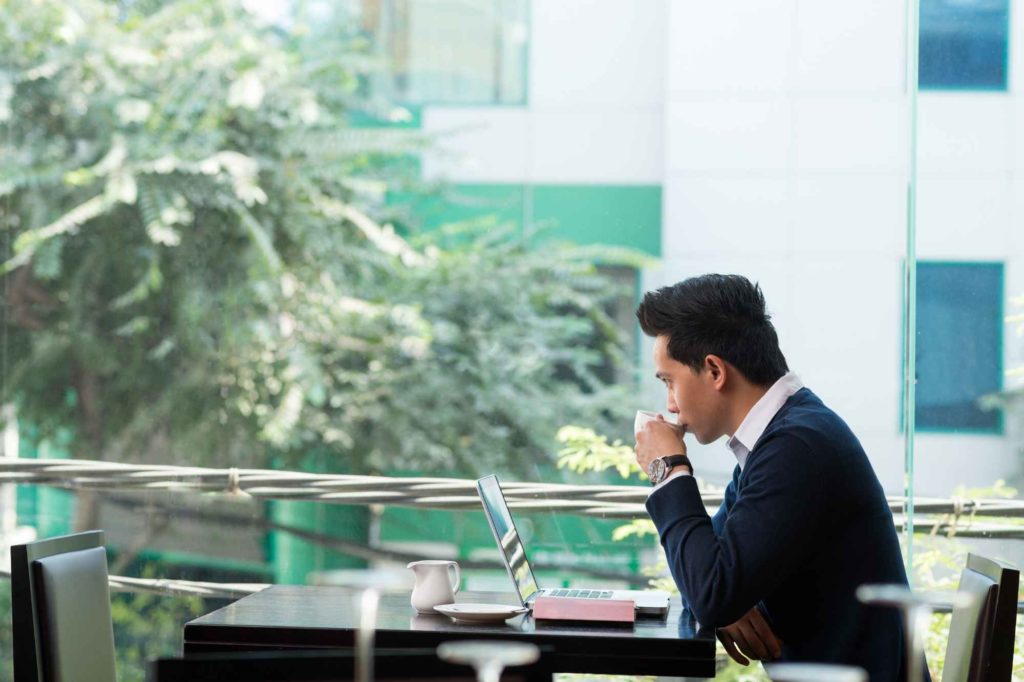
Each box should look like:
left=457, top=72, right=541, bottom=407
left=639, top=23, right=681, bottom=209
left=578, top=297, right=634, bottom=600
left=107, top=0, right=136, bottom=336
left=649, top=454, right=694, bottom=485
left=662, top=454, right=693, bottom=477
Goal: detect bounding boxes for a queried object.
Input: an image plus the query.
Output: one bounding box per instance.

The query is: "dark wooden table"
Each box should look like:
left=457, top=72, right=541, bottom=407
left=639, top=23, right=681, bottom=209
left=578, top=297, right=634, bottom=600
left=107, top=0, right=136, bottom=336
left=183, top=586, right=717, bottom=678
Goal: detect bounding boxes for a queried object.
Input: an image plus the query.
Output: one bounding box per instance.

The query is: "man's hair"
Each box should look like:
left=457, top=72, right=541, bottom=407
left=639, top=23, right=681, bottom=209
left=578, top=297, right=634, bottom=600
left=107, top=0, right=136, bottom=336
left=636, top=274, right=788, bottom=387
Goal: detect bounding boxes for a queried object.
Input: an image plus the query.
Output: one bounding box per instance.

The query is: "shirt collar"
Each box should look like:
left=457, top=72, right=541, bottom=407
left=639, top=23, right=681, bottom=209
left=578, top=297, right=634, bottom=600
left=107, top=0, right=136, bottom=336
left=726, top=372, right=804, bottom=469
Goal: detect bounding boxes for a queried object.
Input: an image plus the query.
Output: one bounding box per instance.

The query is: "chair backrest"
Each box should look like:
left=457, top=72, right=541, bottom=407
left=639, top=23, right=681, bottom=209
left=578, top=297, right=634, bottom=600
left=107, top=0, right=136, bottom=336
left=10, top=530, right=117, bottom=682
left=941, top=553, right=1019, bottom=682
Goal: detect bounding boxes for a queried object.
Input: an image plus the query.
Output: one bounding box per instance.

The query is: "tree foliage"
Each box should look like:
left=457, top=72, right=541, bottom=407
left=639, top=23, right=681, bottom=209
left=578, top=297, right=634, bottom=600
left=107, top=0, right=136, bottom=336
left=0, top=0, right=635, bottom=477
left=109, top=581, right=207, bottom=682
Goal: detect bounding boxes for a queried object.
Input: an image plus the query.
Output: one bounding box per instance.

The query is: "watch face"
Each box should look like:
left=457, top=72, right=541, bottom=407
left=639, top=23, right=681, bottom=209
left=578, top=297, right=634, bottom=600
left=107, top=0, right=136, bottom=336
left=648, top=457, right=666, bottom=484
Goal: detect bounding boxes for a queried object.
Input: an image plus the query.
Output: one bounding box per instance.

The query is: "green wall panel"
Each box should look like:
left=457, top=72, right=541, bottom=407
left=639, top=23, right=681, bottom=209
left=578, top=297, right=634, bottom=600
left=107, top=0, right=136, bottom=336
left=18, top=427, right=74, bottom=539
left=393, top=183, right=661, bottom=256
left=268, top=500, right=370, bottom=584
left=266, top=452, right=371, bottom=584
left=348, top=106, right=423, bottom=129
left=531, top=185, right=661, bottom=256
left=393, top=184, right=525, bottom=235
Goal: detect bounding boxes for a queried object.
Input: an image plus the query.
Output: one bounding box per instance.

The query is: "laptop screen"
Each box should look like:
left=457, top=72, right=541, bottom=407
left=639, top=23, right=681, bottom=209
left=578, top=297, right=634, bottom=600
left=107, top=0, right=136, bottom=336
left=476, top=475, right=541, bottom=604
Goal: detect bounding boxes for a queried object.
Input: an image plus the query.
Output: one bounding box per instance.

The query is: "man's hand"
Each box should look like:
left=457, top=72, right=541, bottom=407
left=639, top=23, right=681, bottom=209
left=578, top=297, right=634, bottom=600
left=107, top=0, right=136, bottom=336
left=716, top=606, right=783, bottom=665
left=634, top=416, right=686, bottom=477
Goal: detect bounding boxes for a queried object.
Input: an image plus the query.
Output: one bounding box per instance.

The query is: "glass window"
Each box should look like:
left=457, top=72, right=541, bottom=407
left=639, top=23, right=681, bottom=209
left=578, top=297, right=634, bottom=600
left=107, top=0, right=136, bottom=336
left=359, top=0, right=529, bottom=105
left=919, top=0, right=1009, bottom=90
left=915, top=262, right=1004, bottom=432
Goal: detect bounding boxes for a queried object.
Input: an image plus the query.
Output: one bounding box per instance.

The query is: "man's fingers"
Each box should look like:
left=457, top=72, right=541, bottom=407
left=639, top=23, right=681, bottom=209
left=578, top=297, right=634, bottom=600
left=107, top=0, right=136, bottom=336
left=720, top=607, right=784, bottom=663
left=732, top=621, right=771, bottom=661
left=747, top=608, right=783, bottom=659
left=716, top=630, right=749, bottom=666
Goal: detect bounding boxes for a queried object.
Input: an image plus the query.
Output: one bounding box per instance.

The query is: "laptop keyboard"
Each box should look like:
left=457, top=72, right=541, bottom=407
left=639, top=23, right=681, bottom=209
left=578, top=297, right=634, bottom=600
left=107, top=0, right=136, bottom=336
left=548, top=589, right=614, bottom=599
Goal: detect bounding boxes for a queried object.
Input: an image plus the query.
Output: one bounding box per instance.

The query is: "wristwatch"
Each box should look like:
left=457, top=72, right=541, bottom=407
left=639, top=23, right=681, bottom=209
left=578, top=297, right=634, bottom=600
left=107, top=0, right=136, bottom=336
left=648, top=454, right=693, bottom=485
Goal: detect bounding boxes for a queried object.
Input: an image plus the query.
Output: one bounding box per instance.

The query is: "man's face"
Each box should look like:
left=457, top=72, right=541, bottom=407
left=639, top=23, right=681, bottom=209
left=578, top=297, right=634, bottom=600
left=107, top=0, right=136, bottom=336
left=653, top=335, right=723, bottom=444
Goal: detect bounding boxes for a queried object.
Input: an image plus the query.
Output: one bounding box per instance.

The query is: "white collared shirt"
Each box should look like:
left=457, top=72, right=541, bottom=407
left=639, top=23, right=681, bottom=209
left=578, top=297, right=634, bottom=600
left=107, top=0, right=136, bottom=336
left=648, top=371, right=804, bottom=494
left=726, top=371, right=804, bottom=471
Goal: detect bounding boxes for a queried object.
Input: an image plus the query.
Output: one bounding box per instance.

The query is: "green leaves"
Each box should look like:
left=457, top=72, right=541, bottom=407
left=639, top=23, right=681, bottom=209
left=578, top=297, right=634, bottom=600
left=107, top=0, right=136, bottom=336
left=556, top=426, right=639, bottom=480
left=233, top=199, right=282, bottom=274
left=1, top=0, right=632, bottom=481
left=6, top=193, right=115, bottom=274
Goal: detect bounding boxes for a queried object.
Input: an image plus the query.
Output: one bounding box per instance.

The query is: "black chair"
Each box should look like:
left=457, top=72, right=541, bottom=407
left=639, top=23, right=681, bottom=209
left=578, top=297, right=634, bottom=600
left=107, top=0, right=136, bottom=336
left=147, top=648, right=551, bottom=682
left=10, top=530, right=117, bottom=682
left=860, top=552, right=1020, bottom=682
left=941, top=553, right=1019, bottom=682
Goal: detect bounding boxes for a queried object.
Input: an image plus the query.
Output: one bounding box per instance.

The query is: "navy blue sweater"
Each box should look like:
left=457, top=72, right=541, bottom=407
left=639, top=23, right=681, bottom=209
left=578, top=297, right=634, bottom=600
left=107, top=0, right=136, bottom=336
left=646, top=388, right=913, bottom=682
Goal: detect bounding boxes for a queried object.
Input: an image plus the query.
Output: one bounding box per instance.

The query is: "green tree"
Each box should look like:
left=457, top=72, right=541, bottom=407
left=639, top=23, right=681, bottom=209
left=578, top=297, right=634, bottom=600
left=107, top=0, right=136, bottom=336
left=0, top=585, right=11, bottom=682
left=109, top=579, right=207, bottom=682
left=0, top=0, right=635, bottom=528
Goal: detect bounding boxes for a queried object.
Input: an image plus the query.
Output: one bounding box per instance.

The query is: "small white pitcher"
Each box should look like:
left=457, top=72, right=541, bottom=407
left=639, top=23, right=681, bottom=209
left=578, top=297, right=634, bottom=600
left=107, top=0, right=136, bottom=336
left=407, top=560, right=461, bottom=614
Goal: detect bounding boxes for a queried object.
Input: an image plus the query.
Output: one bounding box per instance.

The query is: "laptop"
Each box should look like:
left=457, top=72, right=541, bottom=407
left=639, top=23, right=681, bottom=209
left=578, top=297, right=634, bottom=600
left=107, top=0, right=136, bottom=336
left=476, top=474, right=671, bottom=617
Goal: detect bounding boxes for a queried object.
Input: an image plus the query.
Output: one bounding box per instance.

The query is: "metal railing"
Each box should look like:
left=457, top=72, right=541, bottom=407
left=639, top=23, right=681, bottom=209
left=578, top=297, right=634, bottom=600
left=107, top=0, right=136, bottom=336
left=2, top=457, right=1023, bottom=526
left=1, top=457, right=1022, bottom=608
left=0, top=565, right=266, bottom=599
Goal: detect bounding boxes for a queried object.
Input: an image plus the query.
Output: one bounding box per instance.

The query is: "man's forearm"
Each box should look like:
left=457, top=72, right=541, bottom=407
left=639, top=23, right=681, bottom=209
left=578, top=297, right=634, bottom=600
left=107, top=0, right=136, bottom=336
left=646, top=475, right=762, bottom=627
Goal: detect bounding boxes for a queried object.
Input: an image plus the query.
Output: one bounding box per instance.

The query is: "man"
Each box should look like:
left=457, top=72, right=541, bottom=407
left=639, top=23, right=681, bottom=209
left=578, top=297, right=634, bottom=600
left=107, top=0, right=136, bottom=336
left=634, top=274, right=914, bottom=682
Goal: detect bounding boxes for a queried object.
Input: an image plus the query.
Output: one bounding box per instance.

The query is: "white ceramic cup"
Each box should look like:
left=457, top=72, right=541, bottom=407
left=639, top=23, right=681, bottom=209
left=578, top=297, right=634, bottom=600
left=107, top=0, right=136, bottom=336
left=634, top=410, right=661, bottom=435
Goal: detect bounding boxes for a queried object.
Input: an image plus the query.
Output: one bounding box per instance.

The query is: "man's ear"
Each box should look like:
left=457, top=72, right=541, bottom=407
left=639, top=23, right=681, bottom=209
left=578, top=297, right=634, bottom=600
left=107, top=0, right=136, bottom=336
left=704, top=355, right=728, bottom=390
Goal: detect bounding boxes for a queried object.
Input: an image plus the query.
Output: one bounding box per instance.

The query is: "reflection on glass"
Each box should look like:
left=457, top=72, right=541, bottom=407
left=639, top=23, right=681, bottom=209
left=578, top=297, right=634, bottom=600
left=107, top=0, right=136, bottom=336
left=355, top=0, right=528, bottom=104
left=437, top=640, right=539, bottom=682
left=857, top=585, right=973, bottom=682
left=356, top=588, right=380, bottom=682
left=478, top=477, right=538, bottom=603
left=765, top=663, right=867, bottom=682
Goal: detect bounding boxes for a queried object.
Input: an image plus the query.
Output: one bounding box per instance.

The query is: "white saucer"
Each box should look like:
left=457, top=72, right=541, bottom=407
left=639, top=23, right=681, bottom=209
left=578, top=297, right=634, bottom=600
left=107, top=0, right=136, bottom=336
left=434, top=603, right=528, bottom=624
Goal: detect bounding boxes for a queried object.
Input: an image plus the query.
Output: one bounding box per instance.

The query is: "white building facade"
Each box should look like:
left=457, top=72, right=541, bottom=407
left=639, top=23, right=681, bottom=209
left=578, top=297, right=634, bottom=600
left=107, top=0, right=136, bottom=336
left=381, top=0, right=1024, bottom=496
